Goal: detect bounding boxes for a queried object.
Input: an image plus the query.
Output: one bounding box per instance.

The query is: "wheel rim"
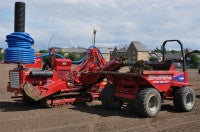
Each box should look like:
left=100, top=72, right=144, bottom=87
left=148, top=96, right=159, bottom=112
left=185, top=93, right=194, bottom=108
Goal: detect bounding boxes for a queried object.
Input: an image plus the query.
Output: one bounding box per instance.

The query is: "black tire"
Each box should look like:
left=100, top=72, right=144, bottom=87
left=173, top=86, right=196, bottom=112
left=101, top=84, right=122, bottom=110
left=134, top=88, right=161, bottom=117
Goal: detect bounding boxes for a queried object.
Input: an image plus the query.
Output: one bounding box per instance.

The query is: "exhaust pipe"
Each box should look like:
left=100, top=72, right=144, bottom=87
left=14, top=2, right=25, bottom=32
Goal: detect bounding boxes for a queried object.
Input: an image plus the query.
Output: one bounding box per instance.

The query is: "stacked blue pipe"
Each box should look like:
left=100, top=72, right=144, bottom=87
left=4, top=32, right=35, bottom=64
left=4, top=2, right=35, bottom=64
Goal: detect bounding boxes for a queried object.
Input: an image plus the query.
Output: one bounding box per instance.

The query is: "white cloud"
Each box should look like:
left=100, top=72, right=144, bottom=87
left=0, top=0, right=200, bottom=50
left=55, top=0, right=118, bottom=8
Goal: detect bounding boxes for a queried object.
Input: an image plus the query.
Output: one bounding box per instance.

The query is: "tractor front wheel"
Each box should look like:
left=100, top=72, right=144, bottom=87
left=134, top=88, right=161, bottom=117
left=173, top=86, right=196, bottom=112
left=101, top=84, right=122, bottom=110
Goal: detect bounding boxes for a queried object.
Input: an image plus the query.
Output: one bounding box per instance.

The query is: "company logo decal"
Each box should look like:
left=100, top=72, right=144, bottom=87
left=148, top=75, right=172, bottom=84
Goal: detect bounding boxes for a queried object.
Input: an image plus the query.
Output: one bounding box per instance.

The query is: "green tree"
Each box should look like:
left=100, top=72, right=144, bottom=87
left=149, top=56, right=159, bottom=62
left=39, top=50, right=48, bottom=54
left=153, top=47, right=162, bottom=53
left=39, top=50, right=49, bottom=62
left=66, top=53, right=85, bottom=61
left=67, top=53, right=75, bottom=60
left=57, top=51, right=65, bottom=57
left=0, top=53, right=4, bottom=61
left=189, top=53, right=200, bottom=68
left=171, top=50, right=179, bottom=54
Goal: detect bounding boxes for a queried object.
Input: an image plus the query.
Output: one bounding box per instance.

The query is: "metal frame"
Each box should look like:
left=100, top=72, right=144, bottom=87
left=162, top=40, right=187, bottom=71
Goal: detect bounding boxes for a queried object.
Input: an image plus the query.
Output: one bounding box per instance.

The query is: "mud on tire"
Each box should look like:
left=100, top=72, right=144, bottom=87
left=173, top=86, right=196, bottom=112
left=101, top=84, right=122, bottom=110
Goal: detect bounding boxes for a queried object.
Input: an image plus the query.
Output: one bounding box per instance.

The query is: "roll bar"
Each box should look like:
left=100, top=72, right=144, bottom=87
left=162, top=40, right=187, bottom=71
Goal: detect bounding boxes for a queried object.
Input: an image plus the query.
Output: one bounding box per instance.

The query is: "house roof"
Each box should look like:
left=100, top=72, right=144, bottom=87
left=149, top=53, right=160, bottom=59
left=165, top=52, right=182, bottom=60
left=153, top=52, right=162, bottom=58
left=116, top=47, right=127, bottom=52
left=97, top=47, right=113, bottom=54
left=149, top=52, right=162, bottom=59
left=130, top=41, right=148, bottom=52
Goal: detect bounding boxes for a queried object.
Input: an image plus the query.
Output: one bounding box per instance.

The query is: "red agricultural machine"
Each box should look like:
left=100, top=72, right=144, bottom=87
left=6, top=2, right=196, bottom=117
left=99, top=40, right=196, bottom=117
left=7, top=45, right=123, bottom=107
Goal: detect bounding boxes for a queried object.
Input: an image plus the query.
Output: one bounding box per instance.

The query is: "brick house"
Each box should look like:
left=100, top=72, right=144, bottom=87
left=110, top=41, right=149, bottom=62
left=127, top=41, right=149, bottom=62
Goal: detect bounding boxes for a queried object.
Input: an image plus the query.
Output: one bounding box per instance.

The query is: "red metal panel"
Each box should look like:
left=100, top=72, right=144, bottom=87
left=143, top=74, right=172, bottom=92
left=25, top=58, right=42, bottom=69
left=115, top=93, right=136, bottom=99
left=55, top=58, right=72, bottom=71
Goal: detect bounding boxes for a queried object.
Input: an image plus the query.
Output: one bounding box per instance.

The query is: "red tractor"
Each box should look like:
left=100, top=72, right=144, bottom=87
left=7, top=46, right=122, bottom=107
left=100, top=40, right=196, bottom=117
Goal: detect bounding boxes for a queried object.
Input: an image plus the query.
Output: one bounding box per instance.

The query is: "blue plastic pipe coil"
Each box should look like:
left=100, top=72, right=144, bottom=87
left=4, top=32, right=35, bottom=64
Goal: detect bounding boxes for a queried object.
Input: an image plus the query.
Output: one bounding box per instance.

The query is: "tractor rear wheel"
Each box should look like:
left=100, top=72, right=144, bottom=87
left=101, top=84, right=122, bottom=110
left=173, top=86, right=196, bottom=112
left=134, top=88, right=161, bottom=117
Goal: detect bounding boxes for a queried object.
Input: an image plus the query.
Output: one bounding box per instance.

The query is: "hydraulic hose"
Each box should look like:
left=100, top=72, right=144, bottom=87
left=72, top=46, right=104, bottom=64
left=87, top=45, right=104, bottom=59
left=72, top=56, right=87, bottom=64
left=36, top=45, right=104, bottom=65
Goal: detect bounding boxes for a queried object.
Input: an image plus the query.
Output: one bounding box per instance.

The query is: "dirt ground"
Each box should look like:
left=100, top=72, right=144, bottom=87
left=0, top=64, right=200, bottom=132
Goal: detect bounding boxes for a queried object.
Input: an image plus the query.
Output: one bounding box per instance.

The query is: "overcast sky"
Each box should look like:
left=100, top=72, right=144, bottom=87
left=0, top=0, right=200, bottom=50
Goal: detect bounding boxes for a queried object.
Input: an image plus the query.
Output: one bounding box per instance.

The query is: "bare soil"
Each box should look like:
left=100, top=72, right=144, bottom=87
left=0, top=64, right=200, bottom=132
